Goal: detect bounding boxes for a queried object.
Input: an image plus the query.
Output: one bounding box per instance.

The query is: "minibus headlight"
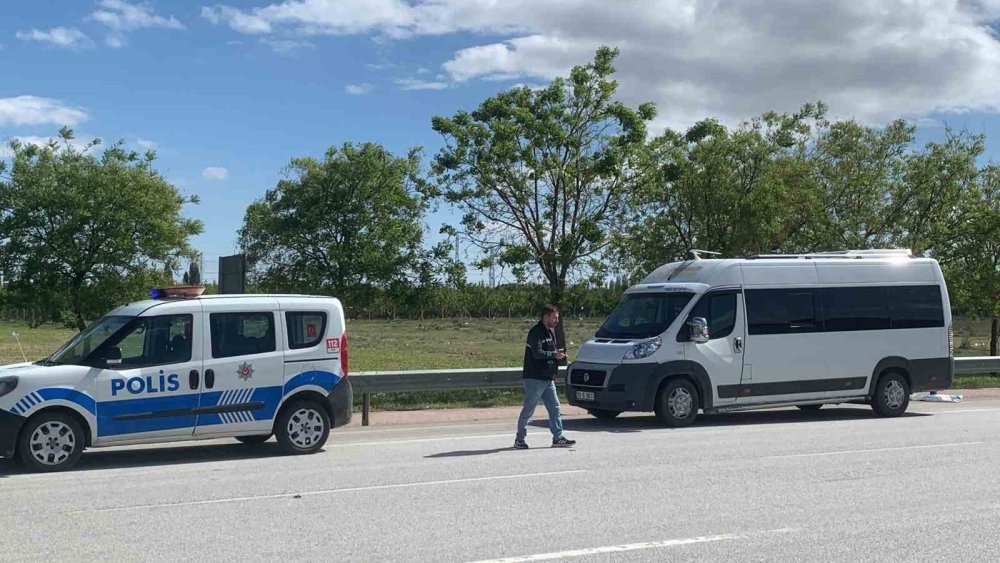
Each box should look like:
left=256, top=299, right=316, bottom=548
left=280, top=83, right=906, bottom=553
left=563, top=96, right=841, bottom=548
left=0, top=376, right=18, bottom=399
left=624, top=337, right=662, bottom=360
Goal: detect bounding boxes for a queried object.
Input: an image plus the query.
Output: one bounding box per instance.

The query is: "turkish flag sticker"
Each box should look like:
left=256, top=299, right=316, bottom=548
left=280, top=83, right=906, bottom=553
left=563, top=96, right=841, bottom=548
left=306, top=324, right=317, bottom=337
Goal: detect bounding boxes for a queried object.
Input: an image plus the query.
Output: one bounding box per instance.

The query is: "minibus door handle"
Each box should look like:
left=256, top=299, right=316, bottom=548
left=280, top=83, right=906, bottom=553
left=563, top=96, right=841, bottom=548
left=733, top=337, right=744, bottom=353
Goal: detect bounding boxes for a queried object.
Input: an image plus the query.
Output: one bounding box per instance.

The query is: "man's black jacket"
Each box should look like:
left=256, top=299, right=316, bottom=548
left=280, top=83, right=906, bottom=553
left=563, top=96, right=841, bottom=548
left=523, top=321, right=558, bottom=381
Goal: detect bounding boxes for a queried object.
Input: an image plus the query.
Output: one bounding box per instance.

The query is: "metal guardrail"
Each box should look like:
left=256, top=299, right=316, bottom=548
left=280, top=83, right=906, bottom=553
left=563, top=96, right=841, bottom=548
left=351, top=358, right=1000, bottom=426
left=954, top=356, right=1000, bottom=374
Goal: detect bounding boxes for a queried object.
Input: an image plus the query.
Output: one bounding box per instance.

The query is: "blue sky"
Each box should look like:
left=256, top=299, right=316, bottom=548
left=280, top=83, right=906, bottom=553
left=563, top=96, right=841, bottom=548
left=3, top=1, right=1000, bottom=282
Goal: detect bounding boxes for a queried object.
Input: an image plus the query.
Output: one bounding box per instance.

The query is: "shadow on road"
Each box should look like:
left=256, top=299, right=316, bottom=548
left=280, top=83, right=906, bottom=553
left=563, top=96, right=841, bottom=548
left=551, top=406, right=932, bottom=434
left=0, top=441, right=294, bottom=476
left=425, top=446, right=517, bottom=458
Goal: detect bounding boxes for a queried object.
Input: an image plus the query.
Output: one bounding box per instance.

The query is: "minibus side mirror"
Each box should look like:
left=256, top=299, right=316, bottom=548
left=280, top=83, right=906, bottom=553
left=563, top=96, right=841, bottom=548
left=105, top=346, right=123, bottom=367
left=688, top=317, right=710, bottom=343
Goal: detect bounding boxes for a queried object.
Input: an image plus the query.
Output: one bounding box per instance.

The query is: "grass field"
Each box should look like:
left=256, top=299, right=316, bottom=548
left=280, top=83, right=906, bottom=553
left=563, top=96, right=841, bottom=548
left=1, top=318, right=996, bottom=410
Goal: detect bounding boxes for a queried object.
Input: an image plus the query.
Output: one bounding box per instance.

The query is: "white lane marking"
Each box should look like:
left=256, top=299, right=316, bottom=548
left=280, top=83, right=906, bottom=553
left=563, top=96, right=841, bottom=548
left=86, top=470, right=586, bottom=513
left=466, top=529, right=797, bottom=562
left=936, top=408, right=1000, bottom=414
left=769, top=441, right=983, bottom=459
left=331, top=432, right=550, bottom=447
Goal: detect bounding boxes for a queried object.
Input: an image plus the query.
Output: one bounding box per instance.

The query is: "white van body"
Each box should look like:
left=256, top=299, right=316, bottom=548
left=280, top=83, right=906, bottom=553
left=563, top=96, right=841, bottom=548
left=0, top=291, right=352, bottom=471
left=567, top=250, right=953, bottom=425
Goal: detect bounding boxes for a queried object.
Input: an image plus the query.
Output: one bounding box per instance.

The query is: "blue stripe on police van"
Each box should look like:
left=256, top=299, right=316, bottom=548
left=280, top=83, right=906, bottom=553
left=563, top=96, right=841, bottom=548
left=37, top=387, right=97, bottom=415
left=283, top=370, right=340, bottom=396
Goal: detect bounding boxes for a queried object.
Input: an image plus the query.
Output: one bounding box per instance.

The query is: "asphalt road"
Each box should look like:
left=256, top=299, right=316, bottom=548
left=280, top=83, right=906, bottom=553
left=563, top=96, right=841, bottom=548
left=2, top=399, right=999, bottom=562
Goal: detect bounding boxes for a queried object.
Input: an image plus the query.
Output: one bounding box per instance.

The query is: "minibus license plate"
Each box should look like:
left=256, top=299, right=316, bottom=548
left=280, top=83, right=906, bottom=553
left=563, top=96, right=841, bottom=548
left=576, top=391, right=595, bottom=401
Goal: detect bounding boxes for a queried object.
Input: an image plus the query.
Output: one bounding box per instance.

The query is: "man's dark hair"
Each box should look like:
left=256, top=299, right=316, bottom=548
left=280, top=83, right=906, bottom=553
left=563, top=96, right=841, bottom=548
left=541, top=304, right=560, bottom=318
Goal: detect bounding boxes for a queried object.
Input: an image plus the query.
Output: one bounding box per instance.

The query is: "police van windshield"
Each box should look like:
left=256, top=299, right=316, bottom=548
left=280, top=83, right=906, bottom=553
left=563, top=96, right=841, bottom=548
left=596, top=292, right=694, bottom=339
left=41, top=316, right=134, bottom=366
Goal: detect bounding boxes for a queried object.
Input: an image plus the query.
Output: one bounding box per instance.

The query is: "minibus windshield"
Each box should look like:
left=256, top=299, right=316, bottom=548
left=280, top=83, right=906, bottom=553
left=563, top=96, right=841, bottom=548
left=596, top=292, right=694, bottom=339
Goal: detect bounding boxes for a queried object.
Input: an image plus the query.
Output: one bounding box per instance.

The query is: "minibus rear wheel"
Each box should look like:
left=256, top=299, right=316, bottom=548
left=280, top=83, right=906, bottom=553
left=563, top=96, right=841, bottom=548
left=871, top=372, right=910, bottom=417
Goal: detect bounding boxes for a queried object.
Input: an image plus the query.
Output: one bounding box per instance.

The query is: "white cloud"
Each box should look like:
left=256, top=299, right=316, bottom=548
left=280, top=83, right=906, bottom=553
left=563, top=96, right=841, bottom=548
left=345, top=83, right=374, bottom=95
left=202, top=0, right=1000, bottom=130
left=136, top=138, right=157, bottom=150
left=91, top=0, right=184, bottom=31
left=90, top=0, right=184, bottom=47
left=396, top=78, right=448, bottom=91
left=16, top=27, right=95, bottom=50
left=0, top=96, right=89, bottom=127
left=259, top=38, right=315, bottom=53
left=202, top=166, right=229, bottom=181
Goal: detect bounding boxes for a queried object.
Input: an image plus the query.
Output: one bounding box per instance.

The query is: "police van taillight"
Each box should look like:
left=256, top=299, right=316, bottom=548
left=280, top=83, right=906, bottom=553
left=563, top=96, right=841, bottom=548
left=340, top=332, right=349, bottom=377
left=948, top=323, right=954, bottom=357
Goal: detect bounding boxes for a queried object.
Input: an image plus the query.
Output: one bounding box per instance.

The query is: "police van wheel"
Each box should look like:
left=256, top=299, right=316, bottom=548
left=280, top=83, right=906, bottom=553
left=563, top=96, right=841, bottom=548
left=654, top=379, right=699, bottom=427
left=275, top=400, right=330, bottom=455
left=17, top=411, right=85, bottom=473
left=872, top=373, right=910, bottom=418
left=236, top=434, right=271, bottom=445
left=587, top=409, right=622, bottom=420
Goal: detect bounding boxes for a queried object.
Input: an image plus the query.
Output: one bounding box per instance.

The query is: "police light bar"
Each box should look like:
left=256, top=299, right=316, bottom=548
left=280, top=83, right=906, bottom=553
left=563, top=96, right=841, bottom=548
left=150, top=286, right=206, bottom=299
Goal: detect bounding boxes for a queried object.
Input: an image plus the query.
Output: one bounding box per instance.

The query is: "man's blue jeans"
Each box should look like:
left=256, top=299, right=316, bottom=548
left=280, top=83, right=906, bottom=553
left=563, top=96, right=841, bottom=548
left=516, top=378, right=564, bottom=441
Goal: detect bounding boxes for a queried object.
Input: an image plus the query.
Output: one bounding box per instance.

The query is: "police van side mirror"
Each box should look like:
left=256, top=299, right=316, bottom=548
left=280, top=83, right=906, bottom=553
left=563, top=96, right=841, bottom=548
left=105, top=347, right=123, bottom=367
left=688, top=318, right=710, bottom=343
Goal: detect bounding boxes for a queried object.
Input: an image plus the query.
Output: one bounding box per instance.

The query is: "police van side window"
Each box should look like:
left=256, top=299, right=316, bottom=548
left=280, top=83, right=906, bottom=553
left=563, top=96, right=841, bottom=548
left=210, top=312, right=276, bottom=358
left=746, top=289, right=821, bottom=335
left=286, top=312, right=327, bottom=349
left=95, top=315, right=193, bottom=368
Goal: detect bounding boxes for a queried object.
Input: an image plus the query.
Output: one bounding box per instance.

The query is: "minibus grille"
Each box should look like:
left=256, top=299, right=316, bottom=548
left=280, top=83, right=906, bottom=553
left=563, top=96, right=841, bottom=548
left=570, top=369, right=607, bottom=387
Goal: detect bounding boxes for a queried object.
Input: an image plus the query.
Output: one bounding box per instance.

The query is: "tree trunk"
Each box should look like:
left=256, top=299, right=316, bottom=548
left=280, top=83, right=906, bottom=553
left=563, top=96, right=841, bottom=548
left=548, top=279, right=568, bottom=355
left=991, top=316, right=998, bottom=357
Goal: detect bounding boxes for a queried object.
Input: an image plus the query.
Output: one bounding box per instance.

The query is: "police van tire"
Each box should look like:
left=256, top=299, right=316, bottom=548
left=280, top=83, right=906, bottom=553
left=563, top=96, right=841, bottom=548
left=872, top=372, right=910, bottom=418
left=587, top=409, right=622, bottom=420
left=275, top=400, right=330, bottom=455
left=17, top=411, right=85, bottom=473
left=654, top=379, right=700, bottom=427
left=235, top=434, right=271, bottom=445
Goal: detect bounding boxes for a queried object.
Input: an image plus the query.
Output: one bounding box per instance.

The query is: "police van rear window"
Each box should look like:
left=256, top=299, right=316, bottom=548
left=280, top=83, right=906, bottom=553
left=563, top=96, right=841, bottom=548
left=210, top=312, right=276, bottom=358
left=286, top=311, right=327, bottom=349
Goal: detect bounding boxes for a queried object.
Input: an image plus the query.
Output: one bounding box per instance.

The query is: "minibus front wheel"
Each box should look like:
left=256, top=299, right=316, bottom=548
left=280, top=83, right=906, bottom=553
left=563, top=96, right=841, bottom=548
left=654, top=378, right=700, bottom=427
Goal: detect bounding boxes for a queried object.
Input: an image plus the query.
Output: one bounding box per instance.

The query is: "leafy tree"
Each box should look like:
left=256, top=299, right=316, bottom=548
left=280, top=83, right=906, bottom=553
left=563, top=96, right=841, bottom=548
left=0, top=129, right=202, bottom=329
left=938, top=164, right=1000, bottom=355
left=432, top=47, right=655, bottom=345
left=614, top=104, right=824, bottom=274
left=239, top=142, right=436, bottom=299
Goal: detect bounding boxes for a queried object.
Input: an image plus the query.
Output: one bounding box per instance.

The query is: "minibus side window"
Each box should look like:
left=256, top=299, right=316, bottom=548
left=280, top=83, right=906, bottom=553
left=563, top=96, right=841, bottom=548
left=746, top=289, right=821, bottom=335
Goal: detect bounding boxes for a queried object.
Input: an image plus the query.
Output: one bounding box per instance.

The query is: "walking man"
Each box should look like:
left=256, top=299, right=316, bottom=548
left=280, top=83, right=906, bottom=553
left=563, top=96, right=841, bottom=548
left=515, top=305, right=576, bottom=449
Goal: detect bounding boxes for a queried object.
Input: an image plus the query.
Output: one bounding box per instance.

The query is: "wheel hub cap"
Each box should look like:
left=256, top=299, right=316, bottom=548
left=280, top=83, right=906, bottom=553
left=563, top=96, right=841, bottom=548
left=29, top=421, right=76, bottom=466
left=287, top=408, right=324, bottom=449
left=668, top=388, right=693, bottom=419
left=884, top=380, right=905, bottom=409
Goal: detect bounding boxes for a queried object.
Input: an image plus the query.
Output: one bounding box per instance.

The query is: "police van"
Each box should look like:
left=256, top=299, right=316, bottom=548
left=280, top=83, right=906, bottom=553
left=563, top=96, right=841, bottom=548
left=567, top=249, right=954, bottom=426
left=0, top=287, right=352, bottom=472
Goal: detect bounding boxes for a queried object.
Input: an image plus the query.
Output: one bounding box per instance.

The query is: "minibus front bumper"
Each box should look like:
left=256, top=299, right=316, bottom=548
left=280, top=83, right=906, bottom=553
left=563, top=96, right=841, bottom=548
left=566, top=361, right=659, bottom=412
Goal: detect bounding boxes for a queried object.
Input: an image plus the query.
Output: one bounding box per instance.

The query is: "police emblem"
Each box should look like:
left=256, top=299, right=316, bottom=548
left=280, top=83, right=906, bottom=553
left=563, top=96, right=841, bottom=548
left=237, top=362, right=254, bottom=381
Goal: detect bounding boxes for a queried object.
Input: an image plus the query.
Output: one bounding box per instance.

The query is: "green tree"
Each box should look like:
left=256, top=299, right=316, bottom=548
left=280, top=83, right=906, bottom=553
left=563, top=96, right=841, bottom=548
left=239, top=142, right=434, bottom=299
left=432, top=47, right=655, bottom=345
left=0, top=129, right=202, bottom=329
left=614, top=104, right=824, bottom=274
left=938, top=164, right=1000, bottom=355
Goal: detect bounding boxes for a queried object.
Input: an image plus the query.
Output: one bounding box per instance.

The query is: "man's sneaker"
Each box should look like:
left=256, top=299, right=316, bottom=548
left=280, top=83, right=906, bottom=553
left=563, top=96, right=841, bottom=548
left=552, top=436, right=576, bottom=448
left=513, top=440, right=529, bottom=450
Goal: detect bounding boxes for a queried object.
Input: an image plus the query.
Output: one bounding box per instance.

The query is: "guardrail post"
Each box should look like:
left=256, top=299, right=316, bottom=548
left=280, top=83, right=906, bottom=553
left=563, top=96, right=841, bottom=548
left=362, top=392, right=370, bottom=426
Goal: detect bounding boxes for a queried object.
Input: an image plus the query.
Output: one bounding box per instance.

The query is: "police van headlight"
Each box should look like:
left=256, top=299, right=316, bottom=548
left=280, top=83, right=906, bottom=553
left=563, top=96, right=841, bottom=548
left=624, top=337, right=661, bottom=360
left=0, top=376, right=18, bottom=399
